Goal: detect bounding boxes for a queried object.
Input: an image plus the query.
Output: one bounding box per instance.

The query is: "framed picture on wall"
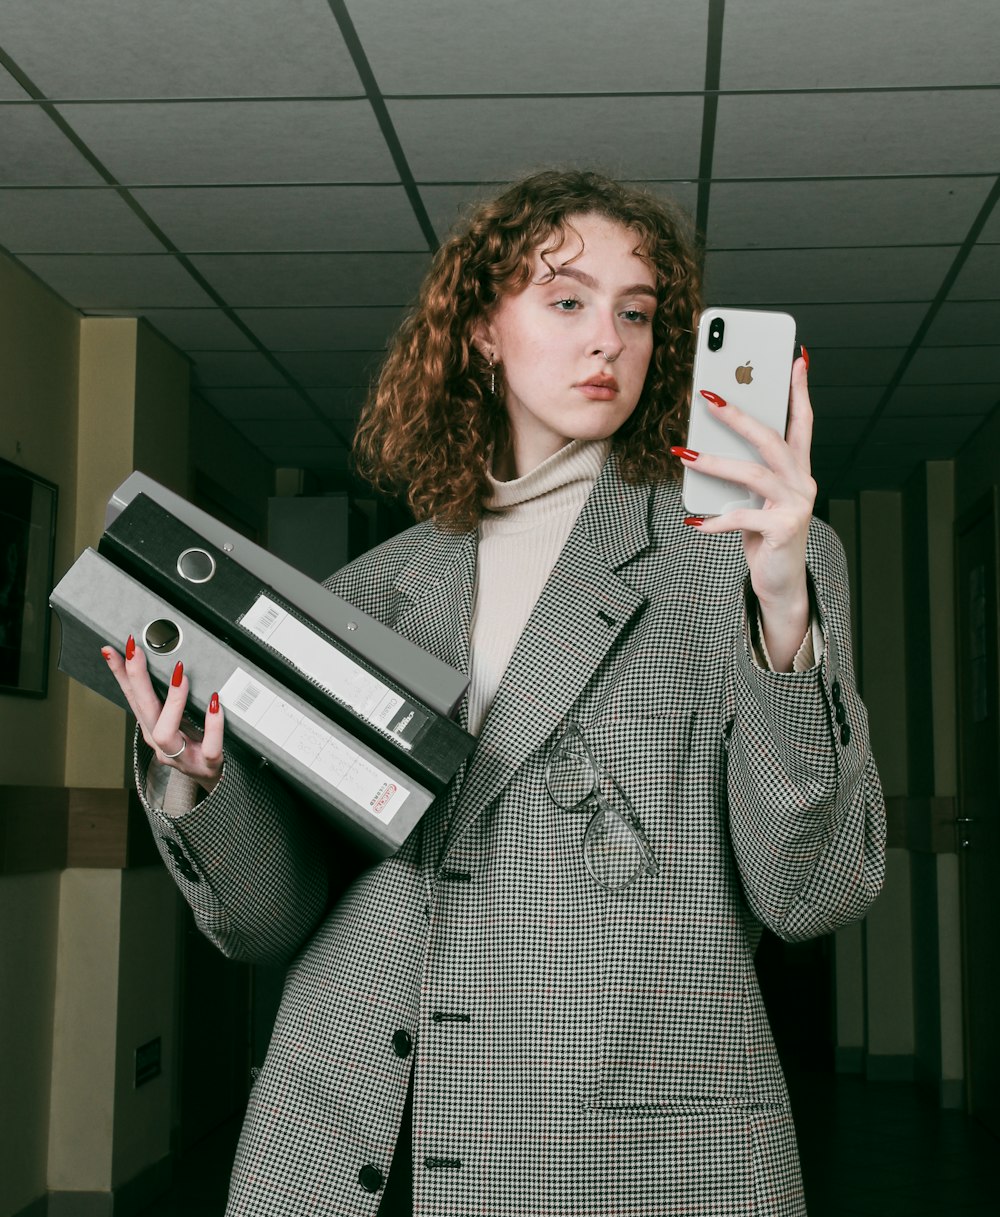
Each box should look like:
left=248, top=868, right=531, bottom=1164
left=0, top=457, right=58, bottom=697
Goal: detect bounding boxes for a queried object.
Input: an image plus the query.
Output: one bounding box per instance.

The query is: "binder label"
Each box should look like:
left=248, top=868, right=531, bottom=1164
left=219, top=668, right=409, bottom=824
left=239, top=595, right=429, bottom=748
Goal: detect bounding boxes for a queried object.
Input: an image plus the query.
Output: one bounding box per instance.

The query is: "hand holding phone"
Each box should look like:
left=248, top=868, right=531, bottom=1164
left=682, top=308, right=796, bottom=517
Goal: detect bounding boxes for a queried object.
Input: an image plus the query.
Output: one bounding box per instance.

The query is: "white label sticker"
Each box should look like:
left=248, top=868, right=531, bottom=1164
left=219, top=669, right=409, bottom=824
left=240, top=595, right=410, bottom=746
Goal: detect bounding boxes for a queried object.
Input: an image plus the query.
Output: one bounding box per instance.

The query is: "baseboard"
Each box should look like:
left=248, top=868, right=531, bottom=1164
left=43, top=1154, right=172, bottom=1217
left=834, top=1045, right=864, bottom=1074
left=865, top=1053, right=917, bottom=1082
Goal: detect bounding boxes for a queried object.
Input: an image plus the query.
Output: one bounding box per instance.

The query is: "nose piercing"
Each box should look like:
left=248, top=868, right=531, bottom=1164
left=599, top=349, right=619, bottom=363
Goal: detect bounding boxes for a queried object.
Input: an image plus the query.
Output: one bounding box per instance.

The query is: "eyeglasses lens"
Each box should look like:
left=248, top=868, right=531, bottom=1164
left=546, top=731, right=595, bottom=808
left=583, top=807, right=650, bottom=891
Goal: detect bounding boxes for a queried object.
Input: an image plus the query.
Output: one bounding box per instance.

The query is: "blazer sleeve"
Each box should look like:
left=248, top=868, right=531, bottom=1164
left=724, top=519, right=887, bottom=942
left=134, top=731, right=331, bottom=966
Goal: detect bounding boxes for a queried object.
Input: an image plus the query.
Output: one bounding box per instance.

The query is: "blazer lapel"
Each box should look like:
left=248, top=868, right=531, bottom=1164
left=442, top=453, right=653, bottom=862
left=391, top=526, right=477, bottom=702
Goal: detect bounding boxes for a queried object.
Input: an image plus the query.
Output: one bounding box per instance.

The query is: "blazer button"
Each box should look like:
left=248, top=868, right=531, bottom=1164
left=832, top=679, right=842, bottom=701
left=392, top=1029, right=413, bottom=1058
left=835, top=703, right=846, bottom=724
left=840, top=722, right=852, bottom=746
left=358, top=1164, right=384, bottom=1193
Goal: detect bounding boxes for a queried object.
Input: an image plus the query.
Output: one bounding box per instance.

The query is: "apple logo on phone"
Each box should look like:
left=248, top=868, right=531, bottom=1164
left=735, top=362, right=754, bottom=385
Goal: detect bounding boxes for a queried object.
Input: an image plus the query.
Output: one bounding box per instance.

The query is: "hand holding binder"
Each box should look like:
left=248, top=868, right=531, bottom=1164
left=102, top=637, right=225, bottom=794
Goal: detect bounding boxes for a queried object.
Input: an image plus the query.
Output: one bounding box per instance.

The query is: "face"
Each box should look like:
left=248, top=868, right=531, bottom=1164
left=480, top=213, right=657, bottom=477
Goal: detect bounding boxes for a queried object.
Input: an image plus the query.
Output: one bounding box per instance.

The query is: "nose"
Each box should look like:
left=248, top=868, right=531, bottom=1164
left=589, top=310, right=625, bottom=363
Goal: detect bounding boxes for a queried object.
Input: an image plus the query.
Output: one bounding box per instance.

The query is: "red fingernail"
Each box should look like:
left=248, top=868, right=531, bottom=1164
left=699, top=390, right=727, bottom=407
left=684, top=516, right=705, bottom=528
left=800, top=344, right=810, bottom=371
left=670, top=446, right=699, bottom=461
left=209, top=692, right=220, bottom=714
left=101, top=648, right=112, bottom=662
left=125, top=635, right=135, bottom=661
left=171, top=661, right=184, bottom=687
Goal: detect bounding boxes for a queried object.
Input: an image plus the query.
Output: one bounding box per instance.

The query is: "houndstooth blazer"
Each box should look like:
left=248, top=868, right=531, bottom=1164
left=139, top=451, right=886, bottom=1217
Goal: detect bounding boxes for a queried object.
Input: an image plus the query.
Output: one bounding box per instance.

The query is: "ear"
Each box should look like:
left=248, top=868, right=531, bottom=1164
left=471, top=318, right=498, bottom=363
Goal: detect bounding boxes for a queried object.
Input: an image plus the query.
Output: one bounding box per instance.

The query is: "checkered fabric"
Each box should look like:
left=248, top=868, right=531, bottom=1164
left=138, top=451, right=885, bottom=1216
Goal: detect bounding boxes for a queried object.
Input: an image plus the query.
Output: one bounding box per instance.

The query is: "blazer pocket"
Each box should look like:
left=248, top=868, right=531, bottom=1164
left=583, top=711, right=753, bottom=1109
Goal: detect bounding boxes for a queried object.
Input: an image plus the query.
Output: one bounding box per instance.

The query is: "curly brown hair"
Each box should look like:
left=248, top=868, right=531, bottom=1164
left=353, top=169, right=702, bottom=530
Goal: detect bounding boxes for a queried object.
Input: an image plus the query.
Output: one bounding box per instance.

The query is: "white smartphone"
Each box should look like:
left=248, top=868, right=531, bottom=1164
left=682, top=307, right=797, bottom=517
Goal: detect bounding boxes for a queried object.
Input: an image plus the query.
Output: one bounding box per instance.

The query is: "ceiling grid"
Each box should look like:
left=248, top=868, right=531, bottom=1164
left=0, top=0, right=996, bottom=491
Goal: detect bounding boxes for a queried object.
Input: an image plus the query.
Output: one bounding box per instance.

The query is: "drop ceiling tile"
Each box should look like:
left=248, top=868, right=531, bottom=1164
left=353, top=0, right=707, bottom=93
left=235, top=307, right=406, bottom=350
left=315, top=387, right=370, bottom=419
left=813, top=415, right=869, bottom=444
left=885, top=383, right=999, bottom=415
left=789, top=303, right=925, bottom=348
left=0, top=105, right=103, bottom=184
left=0, top=188, right=162, bottom=252
left=703, top=247, right=956, bottom=304
left=714, top=91, right=1000, bottom=178
left=902, top=345, right=1000, bottom=384
left=868, top=415, right=983, bottom=449
left=708, top=178, right=992, bottom=249
left=419, top=179, right=699, bottom=242
left=948, top=245, right=1000, bottom=299
left=924, top=301, right=1000, bottom=345
left=980, top=204, right=1000, bottom=242
left=721, top=1, right=1000, bottom=88
left=2, top=0, right=362, bottom=98
left=389, top=97, right=704, bottom=182
left=128, top=308, right=255, bottom=351
left=810, top=387, right=884, bottom=415
left=239, top=419, right=348, bottom=448
left=853, top=442, right=937, bottom=467
left=190, top=352, right=288, bottom=388
left=0, top=68, right=29, bottom=99
left=805, top=347, right=905, bottom=387
left=189, top=253, right=430, bottom=306
left=278, top=352, right=385, bottom=388
left=132, top=186, right=428, bottom=252
left=17, top=253, right=213, bottom=307
left=56, top=101, right=398, bottom=185
left=199, top=387, right=320, bottom=420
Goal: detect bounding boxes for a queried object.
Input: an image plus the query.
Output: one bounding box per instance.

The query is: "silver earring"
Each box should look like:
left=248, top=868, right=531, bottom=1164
left=489, top=355, right=496, bottom=395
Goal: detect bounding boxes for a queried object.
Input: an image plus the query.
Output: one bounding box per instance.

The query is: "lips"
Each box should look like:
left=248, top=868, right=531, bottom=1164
left=575, top=375, right=620, bottom=400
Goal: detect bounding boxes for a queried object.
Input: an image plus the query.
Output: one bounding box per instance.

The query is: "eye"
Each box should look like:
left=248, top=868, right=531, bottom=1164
left=552, top=297, right=582, bottom=312
left=620, top=308, right=652, bottom=325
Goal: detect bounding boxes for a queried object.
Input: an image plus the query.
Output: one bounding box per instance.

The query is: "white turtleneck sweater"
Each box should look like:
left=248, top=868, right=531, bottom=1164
left=465, top=439, right=610, bottom=736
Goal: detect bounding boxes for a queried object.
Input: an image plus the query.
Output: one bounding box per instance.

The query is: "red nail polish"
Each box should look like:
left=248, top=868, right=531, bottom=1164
left=125, top=635, right=135, bottom=661
left=101, top=648, right=112, bottom=662
left=670, top=446, right=699, bottom=461
left=171, top=661, right=184, bottom=687
left=699, top=390, right=727, bottom=407
left=800, top=344, right=810, bottom=371
left=684, top=516, right=705, bottom=527
left=209, top=692, right=220, bottom=714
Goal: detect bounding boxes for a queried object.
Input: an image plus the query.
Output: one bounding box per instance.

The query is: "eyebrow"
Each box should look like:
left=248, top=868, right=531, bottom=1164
left=548, top=265, right=658, bottom=298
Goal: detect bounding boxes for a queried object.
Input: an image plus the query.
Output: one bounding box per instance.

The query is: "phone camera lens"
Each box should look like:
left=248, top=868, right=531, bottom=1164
left=707, top=317, right=725, bottom=352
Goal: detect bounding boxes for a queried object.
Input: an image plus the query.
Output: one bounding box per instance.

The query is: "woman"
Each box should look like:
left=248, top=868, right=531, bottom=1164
left=105, top=170, right=885, bottom=1216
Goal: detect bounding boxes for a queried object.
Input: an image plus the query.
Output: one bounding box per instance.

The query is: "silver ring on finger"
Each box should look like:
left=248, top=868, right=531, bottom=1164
left=161, top=737, right=187, bottom=760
